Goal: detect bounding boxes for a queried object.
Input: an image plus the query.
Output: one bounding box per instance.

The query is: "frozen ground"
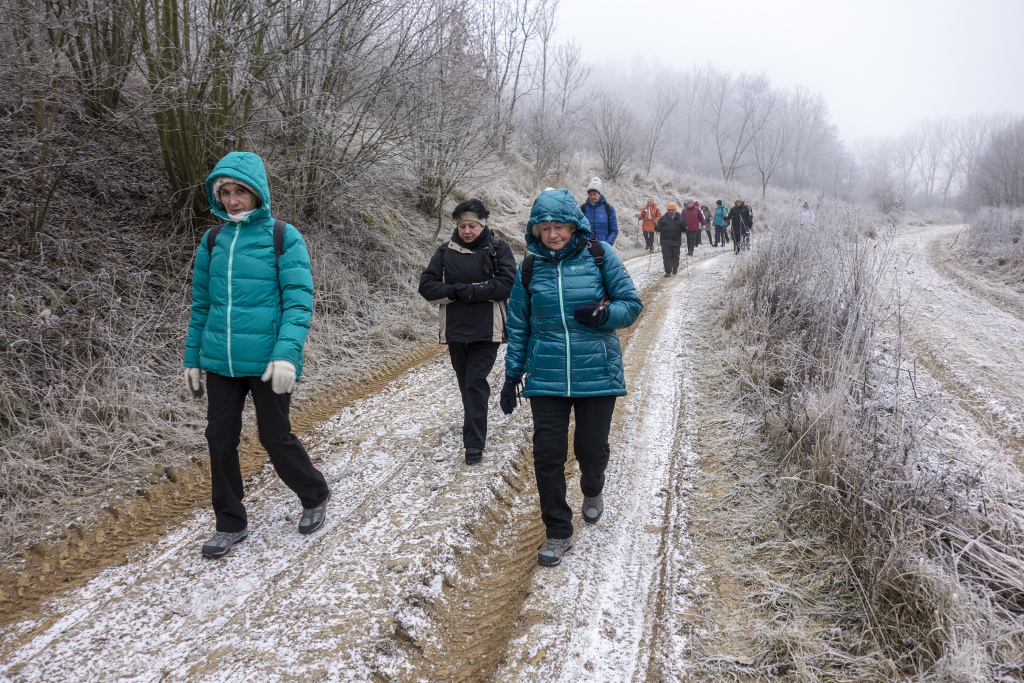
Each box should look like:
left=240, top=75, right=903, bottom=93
left=3, top=224, right=1021, bottom=682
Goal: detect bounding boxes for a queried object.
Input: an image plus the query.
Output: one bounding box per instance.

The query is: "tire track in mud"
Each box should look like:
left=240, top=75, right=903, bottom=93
left=0, top=248, right=724, bottom=683
left=0, top=345, right=445, bottom=638
left=392, top=250, right=730, bottom=683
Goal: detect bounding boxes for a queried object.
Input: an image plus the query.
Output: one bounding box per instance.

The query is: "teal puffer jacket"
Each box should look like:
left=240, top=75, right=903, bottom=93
left=184, top=152, right=314, bottom=379
left=505, top=189, right=643, bottom=397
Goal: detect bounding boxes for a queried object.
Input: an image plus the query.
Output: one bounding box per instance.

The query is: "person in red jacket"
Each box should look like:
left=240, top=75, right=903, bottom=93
left=637, top=197, right=661, bottom=252
left=681, top=198, right=704, bottom=256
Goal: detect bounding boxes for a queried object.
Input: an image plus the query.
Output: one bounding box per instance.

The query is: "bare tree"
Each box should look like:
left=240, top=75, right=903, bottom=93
left=750, top=91, right=790, bottom=198
left=585, top=92, right=640, bottom=182
left=972, top=118, right=1024, bottom=208
left=640, top=80, right=678, bottom=177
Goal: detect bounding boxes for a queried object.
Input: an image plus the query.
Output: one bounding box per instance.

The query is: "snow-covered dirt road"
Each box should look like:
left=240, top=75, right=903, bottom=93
left=892, top=222, right=1024, bottom=468
left=0, top=245, right=735, bottom=683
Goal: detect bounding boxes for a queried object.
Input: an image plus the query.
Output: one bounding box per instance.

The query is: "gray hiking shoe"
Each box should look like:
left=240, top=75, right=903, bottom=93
left=201, top=528, right=248, bottom=557
left=537, top=537, right=573, bottom=567
left=299, top=491, right=330, bottom=534
left=582, top=494, right=604, bottom=524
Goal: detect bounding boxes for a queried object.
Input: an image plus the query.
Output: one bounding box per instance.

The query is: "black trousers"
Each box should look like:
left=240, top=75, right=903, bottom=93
left=714, top=225, right=728, bottom=246
left=205, top=372, right=329, bottom=533
left=661, top=244, right=680, bottom=274
left=529, top=395, right=617, bottom=539
left=686, top=230, right=699, bottom=255
left=643, top=231, right=655, bottom=250
left=732, top=224, right=747, bottom=253
left=448, top=342, right=500, bottom=450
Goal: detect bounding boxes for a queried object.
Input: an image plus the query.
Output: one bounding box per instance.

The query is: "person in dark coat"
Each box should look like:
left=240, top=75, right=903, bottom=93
left=654, top=202, right=685, bottom=276
left=419, top=199, right=516, bottom=464
left=727, top=195, right=754, bottom=254
left=581, top=177, right=619, bottom=245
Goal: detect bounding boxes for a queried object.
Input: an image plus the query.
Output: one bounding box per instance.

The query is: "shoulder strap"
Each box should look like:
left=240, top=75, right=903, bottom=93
left=522, top=253, right=535, bottom=291
left=605, top=203, right=612, bottom=217
left=205, top=223, right=226, bottom=266
left=273, top=219, right=286, bottom=310
left=586, top=238, right=604, bottom=267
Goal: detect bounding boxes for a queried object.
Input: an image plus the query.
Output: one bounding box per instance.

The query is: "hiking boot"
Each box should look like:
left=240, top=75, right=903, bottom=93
left=201, top=528, right=248, bottom=557
left=465, top=447, right=483, bottom=465
left=299, top=491, right=330, bottom=534
left=582, top=494, right=604, bottom=524
left=537, top=537, right=573, bottom=567
left=663, top=273, right=670, bottom=278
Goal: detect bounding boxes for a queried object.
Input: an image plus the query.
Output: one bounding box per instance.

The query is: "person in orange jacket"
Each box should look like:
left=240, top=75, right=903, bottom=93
left=637, top=196, right=661, bottom=252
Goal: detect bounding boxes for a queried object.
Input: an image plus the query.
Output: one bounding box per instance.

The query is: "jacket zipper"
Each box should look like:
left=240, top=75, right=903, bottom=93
left=556, top=260, right=571, bottom=396
left=226, top=227, right=241, bottom=376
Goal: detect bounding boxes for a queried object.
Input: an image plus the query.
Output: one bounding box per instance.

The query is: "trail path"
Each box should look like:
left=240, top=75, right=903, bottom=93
left=892, top=223, right=1024, bottom=467
left=5, top=223, right=1020, bottom=683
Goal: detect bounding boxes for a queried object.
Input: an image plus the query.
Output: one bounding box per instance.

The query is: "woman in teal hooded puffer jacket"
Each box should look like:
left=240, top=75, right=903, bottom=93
left=501, top=188, right=642, bottom=567
left=183, top=151, right=330, bottom=558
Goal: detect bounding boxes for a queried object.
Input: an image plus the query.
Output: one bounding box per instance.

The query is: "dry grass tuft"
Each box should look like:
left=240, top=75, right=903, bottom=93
left=963, top=207, right=1024, bottom=282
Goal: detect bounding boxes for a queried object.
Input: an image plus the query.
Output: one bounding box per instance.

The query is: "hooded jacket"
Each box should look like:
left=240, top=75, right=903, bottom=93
left=184, top=152, right=314, bottom=379
left=418, top=226, right=516, bottom=343
left=638, top=202, right=661, bottom=232
left=505, top=189, right=643, bottom=397
left=713, top=205, right=729, bottom=227
left=681, top=205, right=704, bottom=232
left=581, top=194, right=619, bottom=245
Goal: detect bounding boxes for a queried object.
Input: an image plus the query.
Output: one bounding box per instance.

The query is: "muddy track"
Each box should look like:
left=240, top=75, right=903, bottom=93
left=0, top=246, right=735, bottom=683
left=0, top=344, right=445, bottom=631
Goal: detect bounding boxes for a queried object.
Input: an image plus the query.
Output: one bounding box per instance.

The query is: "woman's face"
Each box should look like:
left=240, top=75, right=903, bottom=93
left=457, top=220, right=484, bottom=242
left=218, top=182, right=258, bottom=213
left=537, top=221, right=574, bottom=250
left=587, top=190, right=600, bottom=203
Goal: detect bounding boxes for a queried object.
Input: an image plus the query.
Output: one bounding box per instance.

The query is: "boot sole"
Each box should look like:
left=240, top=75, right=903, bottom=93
left=537, top=541, right=573, bottom=566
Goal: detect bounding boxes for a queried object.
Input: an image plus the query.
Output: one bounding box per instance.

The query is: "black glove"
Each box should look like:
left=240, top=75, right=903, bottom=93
left=573, top=300, right=609, bottom=327
left=447, top=285, right=459, bottom=301
left=499, top=376, right=521, bottom=415
left=454, top=283, right=476, bottom=302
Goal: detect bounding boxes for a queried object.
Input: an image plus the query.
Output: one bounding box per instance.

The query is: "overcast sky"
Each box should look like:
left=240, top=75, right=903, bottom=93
left=555, top=0, right=1024, bottom=143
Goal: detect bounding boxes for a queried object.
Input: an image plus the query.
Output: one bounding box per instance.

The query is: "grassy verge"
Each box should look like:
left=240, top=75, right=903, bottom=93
left=720, top=205, right=1024, bottom=680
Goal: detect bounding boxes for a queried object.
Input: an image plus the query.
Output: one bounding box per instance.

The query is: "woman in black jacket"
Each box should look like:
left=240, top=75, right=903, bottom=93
left=419, top=199, right=516, bottom=464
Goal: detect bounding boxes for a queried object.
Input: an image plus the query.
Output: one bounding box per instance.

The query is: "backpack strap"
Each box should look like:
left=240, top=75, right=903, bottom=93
left=206, top=224, right=226, bottom=262
left=586, top=237, right=604, bottom=267
left=521, top=253, right=535, bottom=291
left=272, top=219, right=286, bottom=311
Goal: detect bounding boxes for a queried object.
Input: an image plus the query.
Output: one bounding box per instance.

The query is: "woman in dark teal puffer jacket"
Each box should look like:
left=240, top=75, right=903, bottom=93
left=183, top=151, right=330, bottom=558
left=501, top=188, right=643, bottom=567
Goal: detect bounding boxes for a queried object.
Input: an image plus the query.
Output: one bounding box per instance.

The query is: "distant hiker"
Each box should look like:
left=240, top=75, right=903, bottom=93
left=418, top=199, right=516, bottom=465
left=637, top=196, right=661, bottom=252
left=500, top=188, right=643, bottom=567
left=581, top=177, right=619, bottom=245
left=727, top=195, right=753, bottom=254
left=699, top=201, right=714, bottom=245
left=184, top=151, right=331, bottom=558
left=712, top=199, right=729, bottom=247
left=654, top=202, right=685, bottom=276
left=681, top=198, right=704, bottom=256
left=799, top=202, right=815, bottom=227
left=693, top=201, right=706, bottom=246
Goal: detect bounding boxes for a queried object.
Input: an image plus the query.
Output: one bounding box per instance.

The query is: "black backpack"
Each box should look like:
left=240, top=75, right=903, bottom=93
left=520, top=238, right=605, bottom=292
left=206, top=219, right=287, bottom=309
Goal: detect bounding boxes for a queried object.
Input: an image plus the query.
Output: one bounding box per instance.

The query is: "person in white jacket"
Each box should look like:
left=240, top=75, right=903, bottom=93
left=799, top=202, right=815, bottom=227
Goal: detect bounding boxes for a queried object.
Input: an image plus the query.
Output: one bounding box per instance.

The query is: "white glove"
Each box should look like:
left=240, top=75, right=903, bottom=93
left=184, top=367, right=203, bottom=398
left=261, top=360, right=296, bottom=394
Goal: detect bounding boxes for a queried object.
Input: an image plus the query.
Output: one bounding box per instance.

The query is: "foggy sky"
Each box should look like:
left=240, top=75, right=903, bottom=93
left=555, top=0, right=1024, bottom=143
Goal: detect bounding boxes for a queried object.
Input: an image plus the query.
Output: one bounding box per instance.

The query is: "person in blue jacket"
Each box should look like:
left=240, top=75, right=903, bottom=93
left=581, top=177, right=619, bottom=245
left=184, top=151, right=331, bottom=558
left=499, top=188, right=643, bottom=567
